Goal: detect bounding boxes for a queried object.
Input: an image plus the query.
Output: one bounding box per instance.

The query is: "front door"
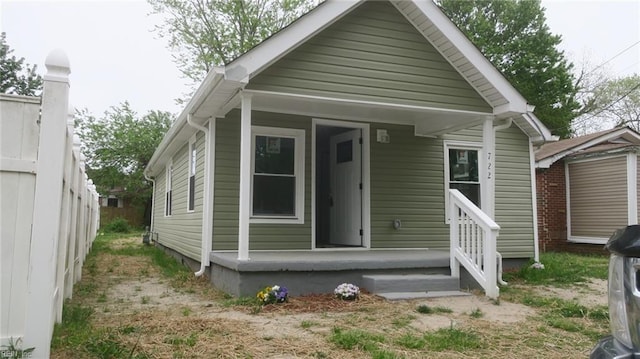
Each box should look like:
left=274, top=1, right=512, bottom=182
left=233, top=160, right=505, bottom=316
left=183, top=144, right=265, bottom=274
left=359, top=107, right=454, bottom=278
left=329, top=129, right=362, bottom=246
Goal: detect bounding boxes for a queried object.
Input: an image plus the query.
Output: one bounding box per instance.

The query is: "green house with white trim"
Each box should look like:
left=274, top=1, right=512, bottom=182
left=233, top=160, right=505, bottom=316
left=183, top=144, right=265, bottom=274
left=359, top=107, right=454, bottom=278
left=144, top=0, right=554, bottom=299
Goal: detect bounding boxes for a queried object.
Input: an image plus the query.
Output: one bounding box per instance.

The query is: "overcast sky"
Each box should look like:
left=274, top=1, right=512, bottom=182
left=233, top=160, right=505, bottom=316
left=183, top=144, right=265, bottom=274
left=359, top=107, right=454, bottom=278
left=2, top=0, right=639, bottom=118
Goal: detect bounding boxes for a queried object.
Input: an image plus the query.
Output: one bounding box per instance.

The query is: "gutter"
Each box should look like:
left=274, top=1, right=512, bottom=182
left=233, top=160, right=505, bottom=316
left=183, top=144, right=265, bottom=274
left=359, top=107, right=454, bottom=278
left=186, top=114, right=214, bottom=277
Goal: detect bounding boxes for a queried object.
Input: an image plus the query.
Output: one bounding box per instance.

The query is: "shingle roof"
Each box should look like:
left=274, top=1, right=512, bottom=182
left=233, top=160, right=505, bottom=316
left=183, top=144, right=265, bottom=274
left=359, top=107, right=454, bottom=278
left=534, top=126, right=640, bottom=167
left=534, top=128, right=621, bottom=161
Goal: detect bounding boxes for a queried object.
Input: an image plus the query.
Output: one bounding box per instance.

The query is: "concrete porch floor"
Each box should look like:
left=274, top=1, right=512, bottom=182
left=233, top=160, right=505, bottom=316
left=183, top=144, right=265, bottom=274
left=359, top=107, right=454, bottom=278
left=210, top=249, right=450, bottom=271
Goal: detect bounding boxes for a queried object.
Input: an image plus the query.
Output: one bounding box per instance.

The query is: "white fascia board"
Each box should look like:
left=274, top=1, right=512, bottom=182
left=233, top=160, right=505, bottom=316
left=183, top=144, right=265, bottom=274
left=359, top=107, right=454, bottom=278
left=145, top=68, right=227, bottom=177
left=224, top=0, right=363, bottom=82
left=407, top=0, right=529, bottom=112
left=535, top=157, right=555, bottom=169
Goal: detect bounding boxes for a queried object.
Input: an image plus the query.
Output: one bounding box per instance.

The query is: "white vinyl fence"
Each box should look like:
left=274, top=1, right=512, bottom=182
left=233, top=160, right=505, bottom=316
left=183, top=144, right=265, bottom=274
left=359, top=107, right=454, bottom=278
left=1, top=50, right=99, bottom=358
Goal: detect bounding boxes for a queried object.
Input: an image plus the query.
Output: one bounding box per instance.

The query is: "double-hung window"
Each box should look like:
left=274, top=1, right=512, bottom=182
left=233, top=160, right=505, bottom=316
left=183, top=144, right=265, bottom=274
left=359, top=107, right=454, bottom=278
left=165, top=161, right=173, bottom=216
left=187, top=135, right=196, bottom=212
left=250, top=126, right=305, bottom=223
left=444, top=142, right=481, bottom=219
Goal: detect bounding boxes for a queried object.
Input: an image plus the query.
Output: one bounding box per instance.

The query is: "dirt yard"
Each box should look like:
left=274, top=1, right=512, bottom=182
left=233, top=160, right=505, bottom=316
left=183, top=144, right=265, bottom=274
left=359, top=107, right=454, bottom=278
left=51, top=236, right=609, bottom=358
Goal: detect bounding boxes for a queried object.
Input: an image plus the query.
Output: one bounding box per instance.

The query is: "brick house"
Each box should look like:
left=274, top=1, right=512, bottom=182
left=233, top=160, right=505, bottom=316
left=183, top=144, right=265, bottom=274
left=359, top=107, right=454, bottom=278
left=535, top=127, right=640, bottom=254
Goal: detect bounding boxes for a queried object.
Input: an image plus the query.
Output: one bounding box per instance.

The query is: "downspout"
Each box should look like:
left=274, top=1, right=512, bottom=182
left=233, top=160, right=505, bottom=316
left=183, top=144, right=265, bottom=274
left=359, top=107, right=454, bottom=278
left=493, top=118, right=513, bottom=286
left=186, top=113, right=212, bottom=277
left=143, top=172, right=155, bottom=234
left=529, top=139, right=544, bottom=270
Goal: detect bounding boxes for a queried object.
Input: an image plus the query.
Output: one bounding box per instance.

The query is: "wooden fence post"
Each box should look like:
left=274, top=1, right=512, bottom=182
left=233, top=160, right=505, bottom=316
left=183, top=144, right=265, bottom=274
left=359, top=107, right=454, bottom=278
left=23, top=49, right=71, bottom=358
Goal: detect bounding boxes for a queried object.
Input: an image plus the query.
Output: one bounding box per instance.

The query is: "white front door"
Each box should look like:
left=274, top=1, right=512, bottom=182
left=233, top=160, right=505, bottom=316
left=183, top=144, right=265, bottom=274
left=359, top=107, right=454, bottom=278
left=329, top=129, right=362, bottom=246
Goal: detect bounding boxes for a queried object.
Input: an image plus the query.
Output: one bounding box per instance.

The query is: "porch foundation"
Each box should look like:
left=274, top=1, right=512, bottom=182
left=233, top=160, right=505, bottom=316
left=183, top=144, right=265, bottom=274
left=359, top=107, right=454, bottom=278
left=209, top=250, right=450, bottom=296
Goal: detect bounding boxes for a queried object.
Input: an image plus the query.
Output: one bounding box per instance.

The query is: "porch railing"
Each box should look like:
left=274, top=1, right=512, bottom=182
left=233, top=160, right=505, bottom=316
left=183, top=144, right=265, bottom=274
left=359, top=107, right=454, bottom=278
left=449, top=189, right=500, bottom=299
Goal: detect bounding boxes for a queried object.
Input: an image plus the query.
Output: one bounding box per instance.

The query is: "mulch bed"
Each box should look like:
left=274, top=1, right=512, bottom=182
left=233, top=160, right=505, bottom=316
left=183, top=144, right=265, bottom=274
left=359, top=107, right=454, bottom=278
left=256, top=292, right=386, bottom=314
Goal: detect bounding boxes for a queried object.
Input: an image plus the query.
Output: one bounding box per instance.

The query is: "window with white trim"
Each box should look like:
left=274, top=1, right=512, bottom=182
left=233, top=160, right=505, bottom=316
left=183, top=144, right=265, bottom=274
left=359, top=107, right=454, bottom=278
left=187, top=135, right=196, bottom=212
left=444, top=142, right=482, bottom=218
left=165, top=161, right=173, bottom=216
left=250, top=126, right=305, bottom=223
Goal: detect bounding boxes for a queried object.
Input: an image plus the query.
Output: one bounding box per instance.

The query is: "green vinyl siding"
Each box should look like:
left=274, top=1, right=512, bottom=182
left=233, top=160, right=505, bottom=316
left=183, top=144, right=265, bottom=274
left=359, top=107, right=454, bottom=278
left=494, top=126, right=534, bottom=258
left=247, top=1, right=491, bottom=113
left=152, top=132, right=206, bottom=261
left=211, top=112, right=535, bottom=257
left=444, top=124, right=535, bottom=258
left=212, top=110, right=312, bottom=250
left=370, top=123, right=448, bottom=248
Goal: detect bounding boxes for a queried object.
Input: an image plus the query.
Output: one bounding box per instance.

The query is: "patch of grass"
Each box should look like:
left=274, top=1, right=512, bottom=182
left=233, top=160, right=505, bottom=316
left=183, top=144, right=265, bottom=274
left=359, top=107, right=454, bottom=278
left=222, top=296, right=258, bottom=307
left=555, top=301, right=588, bottom=318
left=301, top=320, right=317, bottom=329
left=423, top=327, right=484, bottom=351
left=391, top=314, right=415, bottom=328
left=329, top=327, right=385, bottom=352
left=85, top=329, right=148, bottom=358
left=181, top=307, right=192, bottom=316
left=101, top=217, right=132, bottom=233
left=588, top=305, right=610, bottom=322
left=469, top=308, right=483, bottom=318
left=396, top=333, right=426, bottom=349
left=545, top=316, right=582, bottom=333
left=518, top=293, right=607, bottom=321
left=97, top=292, right=107, bottom=303
left=505, top=252, right=608, bottom=286
left=75, top=282, right=97, bottom=296
left=51, top=303, right=94, bottom=348
left=141, top=296, right=150, bottom=304
left=416, top=304, right=453, bottom=314
left=118, top=325, right=139, bottom=335
left=163, top=333, right=197, bottom=347
left=371, top=349, right=400, bottom=359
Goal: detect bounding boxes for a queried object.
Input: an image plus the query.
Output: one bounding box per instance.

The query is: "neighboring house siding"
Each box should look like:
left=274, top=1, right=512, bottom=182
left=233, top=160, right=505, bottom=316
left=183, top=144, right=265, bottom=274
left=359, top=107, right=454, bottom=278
left=369, top=123, right=448, bottom=248
left=213, top=111, right=312, bottom=250
left=443, top=124, right=535, bottom=258
left=153, top=132, right=205, bottom=260
left=569, top=156, right=628, bottom=238
left=247, top=1, right=491, bottom=114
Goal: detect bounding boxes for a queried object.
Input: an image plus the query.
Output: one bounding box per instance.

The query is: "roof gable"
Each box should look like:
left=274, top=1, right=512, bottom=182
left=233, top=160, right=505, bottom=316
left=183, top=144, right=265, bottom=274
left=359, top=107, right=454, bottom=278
left=146, top=0, right=555, bottom=176
left=535, top=126, right=640, bottom=168
left=246, top=1, right=492, bottom=113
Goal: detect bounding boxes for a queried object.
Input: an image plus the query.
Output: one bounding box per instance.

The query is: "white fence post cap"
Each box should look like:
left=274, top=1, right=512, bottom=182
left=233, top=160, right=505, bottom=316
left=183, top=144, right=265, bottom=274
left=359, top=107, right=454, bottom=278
left=45, top=49, right=70, bottom=81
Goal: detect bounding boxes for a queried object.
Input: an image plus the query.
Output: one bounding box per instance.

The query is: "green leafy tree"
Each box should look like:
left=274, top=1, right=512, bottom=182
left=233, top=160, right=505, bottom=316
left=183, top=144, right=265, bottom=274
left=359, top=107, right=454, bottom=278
left=148, top=0, right=315, bottom=87
left=437, top=0, right=579, bottom=138
left=0, top=32, right=43, bottom=96
left=572, top=75, right=640, bottom=134
left=75, top=102, right=174, bottom=221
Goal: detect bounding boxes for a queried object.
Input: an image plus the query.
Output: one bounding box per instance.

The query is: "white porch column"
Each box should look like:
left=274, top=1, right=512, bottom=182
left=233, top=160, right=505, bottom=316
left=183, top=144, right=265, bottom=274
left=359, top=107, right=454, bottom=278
left=237, top=93, right=252, bottom=260
left=482, top=118, right=495, bottom=218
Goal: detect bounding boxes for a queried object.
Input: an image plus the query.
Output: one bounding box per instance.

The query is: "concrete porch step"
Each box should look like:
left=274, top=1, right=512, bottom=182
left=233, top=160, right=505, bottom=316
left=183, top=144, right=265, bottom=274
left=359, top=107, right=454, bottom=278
left=361, top=273, right=459, bottom=293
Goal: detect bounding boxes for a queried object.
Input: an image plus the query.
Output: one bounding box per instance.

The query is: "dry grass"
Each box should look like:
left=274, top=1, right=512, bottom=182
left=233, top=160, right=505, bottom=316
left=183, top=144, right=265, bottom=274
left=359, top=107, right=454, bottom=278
left=51, top=235, right=609, bottom=358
